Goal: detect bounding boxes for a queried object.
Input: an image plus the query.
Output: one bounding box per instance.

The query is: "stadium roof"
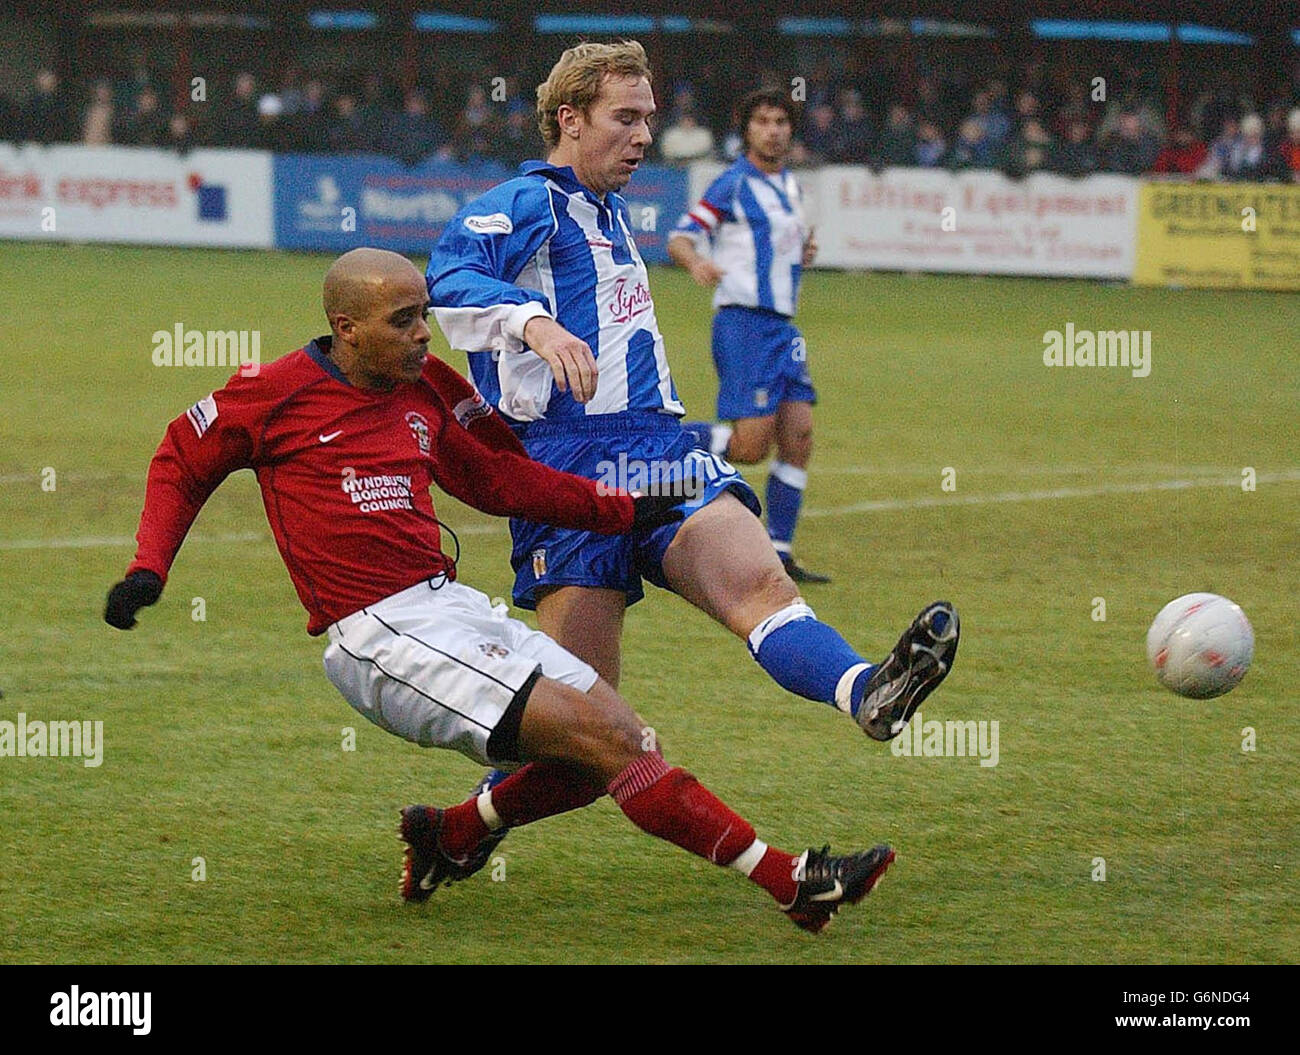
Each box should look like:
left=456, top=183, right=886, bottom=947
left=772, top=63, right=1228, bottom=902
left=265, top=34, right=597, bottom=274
left=12, top=0, right=1294, bottom=35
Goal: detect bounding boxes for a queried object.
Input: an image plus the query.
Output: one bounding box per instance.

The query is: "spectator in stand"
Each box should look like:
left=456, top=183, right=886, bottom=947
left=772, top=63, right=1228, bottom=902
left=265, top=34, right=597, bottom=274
left=1277, top=109, right=1300, bottom=182
left=660, top=108, right=715, bottom=163
left=383, top=89, right=446, bottom=166
left=450, top=85, right=500, bottom=163
left=277, top=65, right=306, bottom=117
left=115, top=54, right=156, bottom=110
left=914, top=76, right=944, bottom=128
left=1224, top=113, right=1269, bottom=180
left=22, top=69, right=75, bottom=143
left=255, top=94, right=291, bottom=152
left=114, top=86, right=169, bottom=147
left=914, top=119, right=946, bottom=167
left=875, top=103, right=916, bottom=168
left=1008, top=118, right=1056, bottom=177
left=1054, top=118, right=1099, bottom=177
left=1263, top=102, right=1289, bottom=156
left=495, top=97, right=542, bottom=165
left=209, top=71, right=260, bottom=148
left=1198, top=116, right=1240, bottom=179
left=829, top=88, right=872, bottom=163
left=801, top=101, right=837, bottom=161
left=357, top=73, right=397, bottom=151
left=328, top=94, right=370, bottom=153
left=1153, top=126, right=1208, bottom=175
left=1051, top=82, right=1091, bottom=139
left=968, top=88, right=1012, bottom=152
left=949, top=117, right=1004, bottom=170
left=165, top=113, right=194, bottom=154
left=82, top=81, right=115, bottom=145
left=1100, top=110, right=1159, bottom=174
left=284, top=78, right=330, bottom=152
left=1014, top=90, right=1042, bottom=132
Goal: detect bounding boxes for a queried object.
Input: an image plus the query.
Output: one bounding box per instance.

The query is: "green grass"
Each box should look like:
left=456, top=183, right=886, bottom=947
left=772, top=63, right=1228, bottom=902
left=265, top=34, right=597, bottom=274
left=0, top=241, right=1296, bottom=963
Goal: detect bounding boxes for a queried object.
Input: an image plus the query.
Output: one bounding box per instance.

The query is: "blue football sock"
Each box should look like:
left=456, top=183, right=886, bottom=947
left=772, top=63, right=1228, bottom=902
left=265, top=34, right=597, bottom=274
left=747, top=602, right=875, bottom=715
left=766, top=461, right=806, bottom=555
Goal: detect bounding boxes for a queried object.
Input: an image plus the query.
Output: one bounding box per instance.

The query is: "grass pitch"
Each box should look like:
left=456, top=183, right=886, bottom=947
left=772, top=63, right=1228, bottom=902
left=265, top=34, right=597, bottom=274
left=0, top=241, right=1296, bottom=964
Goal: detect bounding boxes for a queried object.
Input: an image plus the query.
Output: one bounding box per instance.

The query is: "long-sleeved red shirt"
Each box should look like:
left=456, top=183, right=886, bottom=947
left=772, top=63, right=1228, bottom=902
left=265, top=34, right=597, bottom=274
left=126, top=338, right=635, bottom=634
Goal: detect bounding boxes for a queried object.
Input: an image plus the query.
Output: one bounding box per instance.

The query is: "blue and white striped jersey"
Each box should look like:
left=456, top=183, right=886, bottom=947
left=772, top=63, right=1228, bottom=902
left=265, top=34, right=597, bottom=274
left=674, top=157, right=808, bottom=318
left=426, top=161, right=682, bottom=423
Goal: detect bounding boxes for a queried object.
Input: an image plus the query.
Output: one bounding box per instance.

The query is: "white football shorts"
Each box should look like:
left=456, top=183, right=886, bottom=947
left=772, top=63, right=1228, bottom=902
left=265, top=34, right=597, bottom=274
left=323, top=578, right=598, bottom=765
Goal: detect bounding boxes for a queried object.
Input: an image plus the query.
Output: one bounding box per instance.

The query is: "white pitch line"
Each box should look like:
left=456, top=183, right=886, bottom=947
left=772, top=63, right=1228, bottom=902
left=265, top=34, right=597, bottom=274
left=0, top=472, right=123, bottom=486
left=806, top=469, right=1300, bottom=518
left=6, top=473, right=1295, bottom=547
left=0, top=523, right=504, bottom=551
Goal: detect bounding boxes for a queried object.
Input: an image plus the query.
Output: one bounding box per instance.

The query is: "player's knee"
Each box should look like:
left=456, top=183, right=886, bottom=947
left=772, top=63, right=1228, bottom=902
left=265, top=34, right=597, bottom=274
left=563, top=684, right=648, bottom=775
left=779, top=429, right=812, bottom=467
left=727, top=430, right=771, bottom=464
left=757, top=559, right=801, bottom=607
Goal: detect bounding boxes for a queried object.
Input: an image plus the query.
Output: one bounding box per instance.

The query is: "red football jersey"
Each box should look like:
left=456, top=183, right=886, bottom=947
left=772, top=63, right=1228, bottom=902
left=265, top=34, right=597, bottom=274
left=126, top=338, right=635, bottom=634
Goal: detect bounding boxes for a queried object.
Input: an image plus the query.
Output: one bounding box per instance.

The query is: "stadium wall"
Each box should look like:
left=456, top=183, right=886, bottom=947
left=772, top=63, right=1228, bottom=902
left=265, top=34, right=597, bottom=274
left=272, top=152, right=689, bottom=263
left=0, top=143, right=272, bottom=247
left=2, top=144, right=1295, bottom=288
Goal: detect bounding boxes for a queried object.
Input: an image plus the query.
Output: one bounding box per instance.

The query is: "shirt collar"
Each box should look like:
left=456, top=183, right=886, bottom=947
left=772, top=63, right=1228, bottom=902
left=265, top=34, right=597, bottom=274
left=739, top=155, right=786, bottom=183
left=520, top=160, right=609, bottom=206
left=305, top=336, right=351, bottom=386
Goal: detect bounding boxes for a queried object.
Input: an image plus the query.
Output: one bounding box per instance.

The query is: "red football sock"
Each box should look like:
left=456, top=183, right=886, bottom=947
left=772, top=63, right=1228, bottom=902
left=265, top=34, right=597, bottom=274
left=437, top=761, right=604, bottom=859
left=491, top=760, right=604, bottom=825
left=608, top=752, right=799, bottom=904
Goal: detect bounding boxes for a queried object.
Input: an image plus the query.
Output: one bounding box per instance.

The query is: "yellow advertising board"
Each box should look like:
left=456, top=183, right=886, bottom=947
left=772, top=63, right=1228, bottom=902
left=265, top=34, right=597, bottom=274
left=1134, top=182, right=1300, bottom=290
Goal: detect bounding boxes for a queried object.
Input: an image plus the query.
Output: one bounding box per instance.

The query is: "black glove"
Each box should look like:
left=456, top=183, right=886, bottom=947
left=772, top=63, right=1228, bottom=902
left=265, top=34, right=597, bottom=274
left=630, top=493, right=685, bottom=532
left=104, top=570, right=164, bottom=630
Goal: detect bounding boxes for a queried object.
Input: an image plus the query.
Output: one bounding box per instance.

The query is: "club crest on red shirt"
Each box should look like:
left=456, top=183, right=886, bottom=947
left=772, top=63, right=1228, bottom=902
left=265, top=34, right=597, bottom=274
left=404, top=411, right=431, bottom=455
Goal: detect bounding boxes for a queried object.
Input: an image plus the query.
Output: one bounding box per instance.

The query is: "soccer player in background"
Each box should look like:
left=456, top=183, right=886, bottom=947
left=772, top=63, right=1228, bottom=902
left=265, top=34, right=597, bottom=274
left=103, top=248, right=897, bottom=933
left=425, top=40, right=960, bottom=855
left=669, top=88, right=828, bottom=583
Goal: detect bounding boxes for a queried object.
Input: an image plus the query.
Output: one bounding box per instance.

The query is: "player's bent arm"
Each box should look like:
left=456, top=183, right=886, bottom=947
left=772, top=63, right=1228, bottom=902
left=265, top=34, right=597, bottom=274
left=422, top=357, right=529, bottom=457
left=426, top=182, right=557, bottom=356
left=106, top=395, right=255, bottom=629
left=520, top=316, right=598, bottom=403
left=668, top=231, right=724, bottom=286
left=667, top=232, right=703, bottom=270
left=430, top=416, right=681, bottom=535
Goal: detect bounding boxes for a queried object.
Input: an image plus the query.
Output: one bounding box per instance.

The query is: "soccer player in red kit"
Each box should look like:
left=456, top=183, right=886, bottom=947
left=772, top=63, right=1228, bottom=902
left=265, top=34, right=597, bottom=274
left=104, top=248, right=894, bottom=932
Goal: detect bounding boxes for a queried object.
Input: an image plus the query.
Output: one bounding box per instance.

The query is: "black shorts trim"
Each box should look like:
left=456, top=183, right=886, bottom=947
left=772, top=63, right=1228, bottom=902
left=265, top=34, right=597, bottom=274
left=486, top=664, right=543, bottom=764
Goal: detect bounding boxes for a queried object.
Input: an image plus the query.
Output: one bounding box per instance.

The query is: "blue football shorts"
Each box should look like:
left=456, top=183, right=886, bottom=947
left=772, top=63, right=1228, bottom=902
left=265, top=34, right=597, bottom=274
left=508, top=411, right=761, bottom=609
left=711, top=305, right=817, bottom=420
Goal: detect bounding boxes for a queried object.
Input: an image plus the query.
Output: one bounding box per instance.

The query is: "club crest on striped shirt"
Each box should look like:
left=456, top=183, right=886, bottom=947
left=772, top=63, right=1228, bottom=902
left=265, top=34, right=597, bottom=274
left=404, top=411, right=431, bottom=455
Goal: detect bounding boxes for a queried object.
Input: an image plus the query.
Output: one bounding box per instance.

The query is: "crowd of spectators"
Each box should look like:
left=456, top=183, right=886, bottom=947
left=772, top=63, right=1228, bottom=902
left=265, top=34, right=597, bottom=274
left=4, top=52, right=1300, bottom=182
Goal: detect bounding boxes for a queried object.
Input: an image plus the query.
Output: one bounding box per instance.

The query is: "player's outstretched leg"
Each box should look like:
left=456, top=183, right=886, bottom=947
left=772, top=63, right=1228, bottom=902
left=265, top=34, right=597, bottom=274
left=856, top=600, right=959, bottom=741
left=663, top=493, right=959, bottom=738
left=402, top=676, right=893, bottom=930
left=400, top=760, right=603, bottom=900
left=768, top=400, right=829, bottom=584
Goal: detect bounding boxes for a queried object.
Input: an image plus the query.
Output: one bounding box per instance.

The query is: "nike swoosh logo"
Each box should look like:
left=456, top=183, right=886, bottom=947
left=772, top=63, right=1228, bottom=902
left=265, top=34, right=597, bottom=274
left=809, top=880, right=843, bottom=902
left=319, top=431, right=343, bottom=443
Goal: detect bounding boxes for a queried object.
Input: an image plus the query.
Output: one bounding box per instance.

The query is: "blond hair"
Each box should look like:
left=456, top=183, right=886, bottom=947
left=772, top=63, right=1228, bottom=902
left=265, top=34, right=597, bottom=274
left=536, top=40, right=652, bottom=149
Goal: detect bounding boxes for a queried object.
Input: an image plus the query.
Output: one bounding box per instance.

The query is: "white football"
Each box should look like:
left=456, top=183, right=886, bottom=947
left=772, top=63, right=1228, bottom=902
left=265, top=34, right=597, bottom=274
left=1146, top=593, right=1254, bottom=699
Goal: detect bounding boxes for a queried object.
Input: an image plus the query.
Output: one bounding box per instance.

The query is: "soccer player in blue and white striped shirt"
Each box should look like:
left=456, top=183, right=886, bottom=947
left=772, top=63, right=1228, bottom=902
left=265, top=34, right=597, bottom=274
left=426, top=44, right=958, bottom=887
left=669, top=89, right=826, bottom=582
